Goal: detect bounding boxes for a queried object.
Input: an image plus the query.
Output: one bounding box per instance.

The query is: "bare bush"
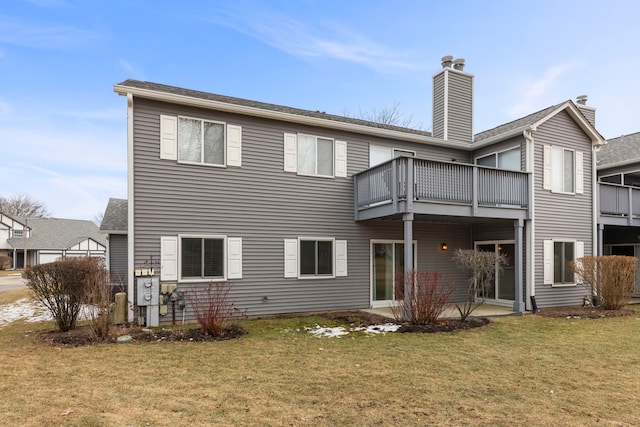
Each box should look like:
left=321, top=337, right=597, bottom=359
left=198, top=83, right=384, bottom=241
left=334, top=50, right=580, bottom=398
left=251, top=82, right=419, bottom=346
left=81, top=259, right=112, bottom=341
left=453, top=249, right=507, bottom=321
left=23, top=257, right=108, bottom=333
left=185, top=282, right=239, bottom=335
left=0, top=255, right=11, bottom=270
left=573, top=255, right=636, bottom=310
left=391, top=270, right=454, bottom=325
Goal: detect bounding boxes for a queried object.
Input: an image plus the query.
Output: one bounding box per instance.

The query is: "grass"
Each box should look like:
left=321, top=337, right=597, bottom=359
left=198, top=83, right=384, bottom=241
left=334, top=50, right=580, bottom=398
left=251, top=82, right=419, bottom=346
left=1, top=288, right=639, bottom=426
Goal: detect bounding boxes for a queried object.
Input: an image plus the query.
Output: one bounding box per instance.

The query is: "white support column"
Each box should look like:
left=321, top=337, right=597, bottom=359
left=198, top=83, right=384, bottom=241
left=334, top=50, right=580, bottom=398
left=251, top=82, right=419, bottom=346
left=402, top=213, right=414, bottom=321
left=598, top=224, right=604, bottom=256
left=513, top=219, right=525, bottom=313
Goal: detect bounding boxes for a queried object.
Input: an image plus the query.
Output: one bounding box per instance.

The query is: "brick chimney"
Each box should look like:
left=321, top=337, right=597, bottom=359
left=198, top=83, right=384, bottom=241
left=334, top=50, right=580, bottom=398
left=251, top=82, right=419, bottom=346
left=575, top=95, right=596, bottom=127
left=432, top=55, right=474, bottom=142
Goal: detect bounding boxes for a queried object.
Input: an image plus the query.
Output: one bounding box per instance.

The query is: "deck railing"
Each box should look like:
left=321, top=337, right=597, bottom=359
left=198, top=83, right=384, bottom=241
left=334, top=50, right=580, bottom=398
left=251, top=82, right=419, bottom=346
left=355, top=157, right=530, bottom=217
left=599, top=182, right=640, bottom=217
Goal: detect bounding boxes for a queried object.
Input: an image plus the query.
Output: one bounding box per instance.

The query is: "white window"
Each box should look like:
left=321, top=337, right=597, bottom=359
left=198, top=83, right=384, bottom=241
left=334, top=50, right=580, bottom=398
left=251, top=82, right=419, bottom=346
left=159, top=115, right=242, bottom=167
left=369, top=145, right=415, bottom=167
left=284, top=133, right=347, bottom=177
left=160, top=235, right=242, bottom=282
left=283, top=238, right=347, bottom=278
left=13, top=229, right=23, bottom=238
left=543, top=145, right=583, bottom=194
left=475, top=147, right=520, bottom=171
left=543, top=239, right=584, bottom=286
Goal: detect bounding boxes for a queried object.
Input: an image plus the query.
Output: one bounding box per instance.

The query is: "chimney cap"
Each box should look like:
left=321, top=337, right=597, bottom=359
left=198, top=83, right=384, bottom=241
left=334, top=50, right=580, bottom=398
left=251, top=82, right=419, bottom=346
left=576, top=95, right=588, bottom=105
left=453, top=58, right=466, bottom=71
left=441, top=55, right=454, bottom=68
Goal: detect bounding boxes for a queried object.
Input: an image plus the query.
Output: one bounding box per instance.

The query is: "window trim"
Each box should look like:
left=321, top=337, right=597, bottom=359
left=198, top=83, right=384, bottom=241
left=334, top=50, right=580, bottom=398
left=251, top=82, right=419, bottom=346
left=550, top=146, right=576, bottom=194
left=474, top=146, right=521, bottom=170
left=177, top=115, right=227, bottom=168
left=297, top=133, right=335, bottom=178
left=297, top=237, right=335, bottom=279
left=551, top=239, right=578, bottom=288
left=177, top=234, right=227, bottom=283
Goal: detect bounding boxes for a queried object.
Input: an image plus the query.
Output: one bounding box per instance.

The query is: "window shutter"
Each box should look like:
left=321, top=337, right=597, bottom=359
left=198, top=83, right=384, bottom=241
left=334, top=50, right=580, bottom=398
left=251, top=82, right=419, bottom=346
left=227, top=125, right=242, bottom=167
left=227, top=237, right=242, bottom=279
left=284, top=239, right=298, bottom=278
left=575, top=241, right=585, bottom=283
left=543, top=144, right=552, bottom=190
left=284, top=133, right=297, bottom=172
left=575, top=151, right=584, bottom=194
left=335, top=140, right=347, bottom=177
left=543, top=240, right=553, bottom=285
left=160, top=115, right=178, bottom=160
left=160, top=236, right=178, bottom=281
left=335, top=240, right=347, bottom=277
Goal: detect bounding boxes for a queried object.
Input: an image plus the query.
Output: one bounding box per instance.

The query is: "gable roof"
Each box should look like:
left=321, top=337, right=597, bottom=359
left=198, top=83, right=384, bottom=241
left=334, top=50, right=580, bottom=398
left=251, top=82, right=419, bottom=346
left=100, top=198, right=128, bottom=234
left=474, top=101, right=605, bottom=146
left=7, top=217, right=106, bottom=250
left=597, top=131, right=640, bottom=170
left=114, top=79, right=434, bottom=139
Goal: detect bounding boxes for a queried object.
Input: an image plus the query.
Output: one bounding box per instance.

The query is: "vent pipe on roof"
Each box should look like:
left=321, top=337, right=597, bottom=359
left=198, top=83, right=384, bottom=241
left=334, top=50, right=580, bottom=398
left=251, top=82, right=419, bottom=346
left=441, top=55, right=454, bottom=68
left=576, top=95, right=588, bottom=105
left=453, top=58, right=466, bottom=71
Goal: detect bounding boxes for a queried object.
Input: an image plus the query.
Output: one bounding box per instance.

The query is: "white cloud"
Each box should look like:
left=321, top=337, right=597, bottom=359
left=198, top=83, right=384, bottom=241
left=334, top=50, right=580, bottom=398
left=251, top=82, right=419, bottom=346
left=0, top=16, right=99, bottom=49
left=505, top=62, right=576, bottom=118
left=207, top=9, right=421, bottom=73
left=118, top=59, right=146, bottom=80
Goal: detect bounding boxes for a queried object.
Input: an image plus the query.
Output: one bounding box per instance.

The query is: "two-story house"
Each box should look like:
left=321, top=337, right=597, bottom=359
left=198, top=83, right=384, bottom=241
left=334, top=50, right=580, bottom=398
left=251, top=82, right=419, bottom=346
left=596, top=131, right=640, bottom=295
left=113, top=57, right=604, bottom=326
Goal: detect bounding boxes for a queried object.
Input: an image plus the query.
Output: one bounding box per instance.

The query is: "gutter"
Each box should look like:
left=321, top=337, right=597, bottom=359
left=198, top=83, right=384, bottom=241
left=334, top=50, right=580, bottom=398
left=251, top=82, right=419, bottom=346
left=126, top=93, right=135, bottom=323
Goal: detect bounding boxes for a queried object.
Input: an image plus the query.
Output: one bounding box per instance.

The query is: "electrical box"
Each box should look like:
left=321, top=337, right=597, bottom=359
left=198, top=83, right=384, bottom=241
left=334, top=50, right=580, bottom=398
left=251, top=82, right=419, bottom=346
left=161, top=283, right=177, bottom=294
left=136, top=277, right=160, bottom=306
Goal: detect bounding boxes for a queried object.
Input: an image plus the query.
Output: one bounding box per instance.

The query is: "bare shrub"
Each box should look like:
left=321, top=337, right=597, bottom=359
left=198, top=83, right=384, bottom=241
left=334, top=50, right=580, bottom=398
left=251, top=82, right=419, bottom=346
left=81, top=259, right=112, bottom=341
left=453, top=249, right=507, bottom=321
left=391, top=270, right=454, bottom=325
left=185, top=281, right=239, bottom=335
left=573, top=255, right=636, bottom=310
left=0, top=255, right=11, bottom=270
left=24, top=257, right=107, bottom=332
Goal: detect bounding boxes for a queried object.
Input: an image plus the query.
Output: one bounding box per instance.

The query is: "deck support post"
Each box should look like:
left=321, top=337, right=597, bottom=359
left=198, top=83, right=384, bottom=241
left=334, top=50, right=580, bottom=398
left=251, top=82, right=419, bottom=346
left=402, top=212, right=414, bottom=321
left=513, top=219, right=525, bottom=313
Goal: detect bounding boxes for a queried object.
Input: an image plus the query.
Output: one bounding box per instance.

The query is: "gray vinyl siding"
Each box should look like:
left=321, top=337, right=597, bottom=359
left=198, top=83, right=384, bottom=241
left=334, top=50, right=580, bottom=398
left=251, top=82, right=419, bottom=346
left=446, top=71, right=473, bottom=142
left=108, top=234, right=128, bottom=286
left=432, top=70, right=473, bottom=142
left=533, top=110, right=594, bottom=307
left=132, top=98, right=473, bottom=323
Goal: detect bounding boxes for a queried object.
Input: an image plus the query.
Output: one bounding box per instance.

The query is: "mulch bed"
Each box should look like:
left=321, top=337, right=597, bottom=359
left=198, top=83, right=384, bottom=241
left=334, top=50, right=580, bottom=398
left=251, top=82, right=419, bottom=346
left=535, top=306, right=635, bottom=319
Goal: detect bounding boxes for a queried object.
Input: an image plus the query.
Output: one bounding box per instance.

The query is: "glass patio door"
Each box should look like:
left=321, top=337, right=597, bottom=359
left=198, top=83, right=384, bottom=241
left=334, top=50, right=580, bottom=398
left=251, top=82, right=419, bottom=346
left=474, top=242, right=515, bottom=304
left=371, top=241, right=416, bottom=307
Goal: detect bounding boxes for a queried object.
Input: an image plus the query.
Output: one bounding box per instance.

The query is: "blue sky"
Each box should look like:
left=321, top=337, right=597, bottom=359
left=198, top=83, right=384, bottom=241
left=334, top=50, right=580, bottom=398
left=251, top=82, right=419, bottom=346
left=1, top=0, right=640, bottom=220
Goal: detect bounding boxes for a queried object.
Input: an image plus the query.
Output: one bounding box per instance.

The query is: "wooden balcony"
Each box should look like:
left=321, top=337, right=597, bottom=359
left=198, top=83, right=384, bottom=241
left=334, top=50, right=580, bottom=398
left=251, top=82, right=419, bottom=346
left=598, top=182, right=640, bottom=226
left=354, top=157, right=532, bottom=221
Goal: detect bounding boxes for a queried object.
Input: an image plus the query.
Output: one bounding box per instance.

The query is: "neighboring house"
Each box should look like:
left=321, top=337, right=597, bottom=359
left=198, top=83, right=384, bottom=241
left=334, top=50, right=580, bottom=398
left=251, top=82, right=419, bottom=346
left=99, top=198, right=128, bottom=287
left=113, top=56, right=605, bottom=326
left=596, top=131, right=640, bottom=295
left=1, top=214, right=106, bottom=269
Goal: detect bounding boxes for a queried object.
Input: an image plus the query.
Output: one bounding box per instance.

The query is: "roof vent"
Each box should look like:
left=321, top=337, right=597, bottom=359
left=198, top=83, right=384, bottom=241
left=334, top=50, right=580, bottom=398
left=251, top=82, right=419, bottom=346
left=441, top=55, right=454, bottom=68
left=576, top=95, right=588, bottom=105
left=453, top=58, right=466, bottom=71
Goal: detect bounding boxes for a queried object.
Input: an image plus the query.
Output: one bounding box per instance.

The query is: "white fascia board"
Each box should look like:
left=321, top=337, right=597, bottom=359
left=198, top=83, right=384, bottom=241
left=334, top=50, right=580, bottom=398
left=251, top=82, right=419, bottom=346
left=114, top=85, right=473, bottom=150
left=530, top=101, right=606, bottom=146
left=596, top=158, right=640, bottom=171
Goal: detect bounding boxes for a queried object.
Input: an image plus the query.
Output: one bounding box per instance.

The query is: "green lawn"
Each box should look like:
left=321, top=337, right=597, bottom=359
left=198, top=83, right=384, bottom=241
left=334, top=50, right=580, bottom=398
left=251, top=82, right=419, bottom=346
left=1, top=288, right=639, bottom=426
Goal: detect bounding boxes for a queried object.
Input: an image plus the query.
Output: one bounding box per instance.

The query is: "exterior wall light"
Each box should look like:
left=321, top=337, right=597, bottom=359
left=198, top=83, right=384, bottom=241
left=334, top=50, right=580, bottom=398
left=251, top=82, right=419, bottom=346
left=441, top=243, right=448, bottom=251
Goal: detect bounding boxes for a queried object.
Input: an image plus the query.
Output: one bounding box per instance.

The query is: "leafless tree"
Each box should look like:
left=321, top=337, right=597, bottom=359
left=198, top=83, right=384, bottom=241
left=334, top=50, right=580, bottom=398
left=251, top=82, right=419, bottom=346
left=343, top=101, right=422, bottom=129
left=93, top=211, right=104, bottom=227
left=0, top=193, right=51, bottom=217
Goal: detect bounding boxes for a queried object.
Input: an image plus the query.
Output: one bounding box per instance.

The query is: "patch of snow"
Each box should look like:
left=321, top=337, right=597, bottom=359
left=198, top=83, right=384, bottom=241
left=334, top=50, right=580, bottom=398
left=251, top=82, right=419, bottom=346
left=0, top=298, right=96, bottom=329
left=304, top=322, right=400, bottom=338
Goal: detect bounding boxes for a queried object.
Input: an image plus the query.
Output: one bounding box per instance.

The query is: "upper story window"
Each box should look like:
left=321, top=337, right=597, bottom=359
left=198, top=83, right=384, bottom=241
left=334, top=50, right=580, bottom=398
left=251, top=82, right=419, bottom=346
left=543, top=145, right=584, bottom=195
left=178, top=117, right=225, bottom=166
left=283, top=133, right=347, bottom=178
left=369, top=145, right=416, bottom=167
left=475, top=147, right=520, bottom=171
left=298, top=134, right=334, bottom=176
left=159, top=114, right=242, bottom=167
left=13, top=229, right=23, bottom=238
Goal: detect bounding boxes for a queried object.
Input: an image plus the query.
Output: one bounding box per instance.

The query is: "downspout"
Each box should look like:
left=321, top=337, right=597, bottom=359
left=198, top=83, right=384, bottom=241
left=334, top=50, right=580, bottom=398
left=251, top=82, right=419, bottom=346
left=523, top=129, right=535, bottom=309
left=126, top=93, right=135, bottom=322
